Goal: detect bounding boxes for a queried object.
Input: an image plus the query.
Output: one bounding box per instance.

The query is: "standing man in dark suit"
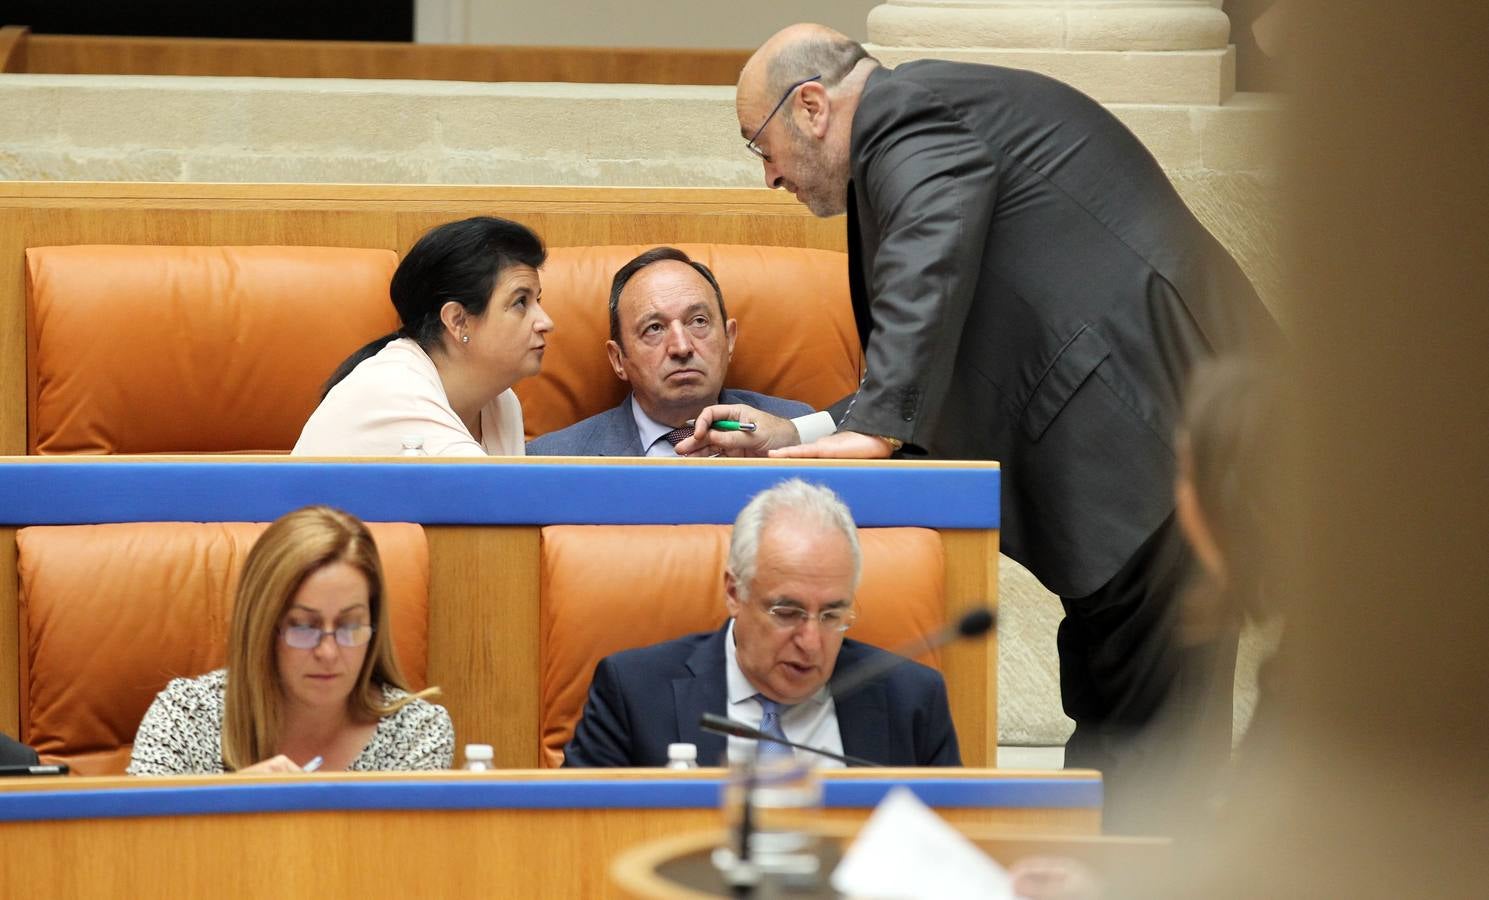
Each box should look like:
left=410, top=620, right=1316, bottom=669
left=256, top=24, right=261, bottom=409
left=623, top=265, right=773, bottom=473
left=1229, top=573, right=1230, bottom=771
left=527, top=247, right=823, bottom=457
left=690, top=25, right=1281, bottom=824
left=563, top=479, right=960, bottom=768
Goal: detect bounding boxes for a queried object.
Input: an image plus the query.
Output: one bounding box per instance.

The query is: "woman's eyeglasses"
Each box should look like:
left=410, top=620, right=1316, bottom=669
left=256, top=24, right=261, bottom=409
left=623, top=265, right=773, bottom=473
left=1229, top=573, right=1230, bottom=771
left=280, top=623, right=375, bottom=650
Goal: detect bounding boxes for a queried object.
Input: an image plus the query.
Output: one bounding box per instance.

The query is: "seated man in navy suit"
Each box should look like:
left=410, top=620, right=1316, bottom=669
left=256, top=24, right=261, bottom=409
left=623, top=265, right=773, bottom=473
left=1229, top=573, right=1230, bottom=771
left=527, top=247, right=830, bottom=456
left=563, top=479, right=960, bottom=767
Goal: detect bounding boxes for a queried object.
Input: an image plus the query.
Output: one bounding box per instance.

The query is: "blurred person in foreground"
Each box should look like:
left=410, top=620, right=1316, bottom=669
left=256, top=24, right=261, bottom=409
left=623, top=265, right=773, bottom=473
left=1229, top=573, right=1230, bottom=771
left=1012, top=357, right=1281, bottom=897
left=129, top=506, right=453, bottom=775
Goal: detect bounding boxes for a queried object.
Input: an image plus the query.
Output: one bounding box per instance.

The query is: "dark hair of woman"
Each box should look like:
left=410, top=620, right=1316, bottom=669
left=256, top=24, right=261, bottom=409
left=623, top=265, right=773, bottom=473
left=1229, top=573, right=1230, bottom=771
left=322, top=216, right=547, bottom=397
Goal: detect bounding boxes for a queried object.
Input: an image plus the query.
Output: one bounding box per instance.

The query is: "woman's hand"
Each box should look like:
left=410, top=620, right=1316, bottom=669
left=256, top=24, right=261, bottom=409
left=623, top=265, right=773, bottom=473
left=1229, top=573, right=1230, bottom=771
left=237, top=754, right=304, bottom=775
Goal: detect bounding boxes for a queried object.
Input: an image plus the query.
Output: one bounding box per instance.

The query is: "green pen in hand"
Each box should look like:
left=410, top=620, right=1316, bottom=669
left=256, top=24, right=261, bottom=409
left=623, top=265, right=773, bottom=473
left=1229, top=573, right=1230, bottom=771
left=684, top=419, right=758, bottom=433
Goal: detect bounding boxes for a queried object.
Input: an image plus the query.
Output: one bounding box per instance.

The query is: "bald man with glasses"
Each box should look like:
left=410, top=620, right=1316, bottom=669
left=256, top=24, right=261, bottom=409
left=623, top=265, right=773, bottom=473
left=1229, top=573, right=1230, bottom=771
left=562, top=479, right=959, bottom=768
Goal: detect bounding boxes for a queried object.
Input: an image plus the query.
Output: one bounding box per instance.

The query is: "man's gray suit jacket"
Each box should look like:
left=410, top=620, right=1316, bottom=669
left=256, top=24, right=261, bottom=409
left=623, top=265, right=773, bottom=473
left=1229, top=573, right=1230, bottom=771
left=839, top=61, right=1283, bottom=598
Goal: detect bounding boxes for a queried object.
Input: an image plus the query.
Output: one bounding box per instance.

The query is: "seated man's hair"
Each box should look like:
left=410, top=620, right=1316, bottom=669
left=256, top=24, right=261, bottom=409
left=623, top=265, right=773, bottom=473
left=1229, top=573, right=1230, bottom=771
left=608, top=247, right=727, bottom=345
left=728, top=478, right=862, bottom=597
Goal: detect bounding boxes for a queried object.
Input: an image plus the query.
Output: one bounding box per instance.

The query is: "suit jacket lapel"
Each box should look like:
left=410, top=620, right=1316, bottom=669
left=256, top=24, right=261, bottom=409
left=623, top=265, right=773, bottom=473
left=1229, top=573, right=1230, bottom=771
left=672, top=625, right=729, bottom=766
left=595, top=396, right=646, bottom=456
left=831, top=643, right=891, bottom=766
left=846, top=182, right=876, bottom=353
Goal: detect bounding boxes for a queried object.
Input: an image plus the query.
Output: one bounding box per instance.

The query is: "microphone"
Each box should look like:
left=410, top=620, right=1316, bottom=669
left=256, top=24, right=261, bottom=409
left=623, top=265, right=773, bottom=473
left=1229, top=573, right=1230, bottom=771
left=700, top=713, right=882, bottom=767
left=824, top=605, right=995, bottom=703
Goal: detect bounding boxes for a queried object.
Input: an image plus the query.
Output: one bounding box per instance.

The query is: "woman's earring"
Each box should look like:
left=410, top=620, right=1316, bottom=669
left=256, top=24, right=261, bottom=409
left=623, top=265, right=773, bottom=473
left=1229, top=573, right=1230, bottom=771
left=461, top=334, right=470, bottom=344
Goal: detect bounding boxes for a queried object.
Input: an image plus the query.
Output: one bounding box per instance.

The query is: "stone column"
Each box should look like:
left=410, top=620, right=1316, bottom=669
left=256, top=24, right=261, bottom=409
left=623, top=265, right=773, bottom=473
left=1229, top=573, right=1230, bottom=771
left=866, top=1, right=1236, bottom=104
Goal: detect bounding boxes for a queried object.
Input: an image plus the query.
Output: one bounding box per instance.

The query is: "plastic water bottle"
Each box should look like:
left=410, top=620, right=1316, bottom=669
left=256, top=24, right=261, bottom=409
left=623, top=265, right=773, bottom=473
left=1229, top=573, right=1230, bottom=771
left=463, top=743, right=493, bottom=772
left=400, top=436, right=427, bottom=456
left=666, top=742, right=699, bottom=770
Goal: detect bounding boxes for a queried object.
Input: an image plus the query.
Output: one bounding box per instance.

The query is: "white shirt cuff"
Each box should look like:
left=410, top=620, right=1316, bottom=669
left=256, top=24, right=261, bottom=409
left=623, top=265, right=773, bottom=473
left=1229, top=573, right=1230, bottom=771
left=790, top=411, right=837, bottom=445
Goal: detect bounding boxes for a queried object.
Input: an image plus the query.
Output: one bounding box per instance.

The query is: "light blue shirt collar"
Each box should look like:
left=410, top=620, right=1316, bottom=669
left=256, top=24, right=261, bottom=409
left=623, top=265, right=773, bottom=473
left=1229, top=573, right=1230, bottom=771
left=629, top=394, right=681, bottom=457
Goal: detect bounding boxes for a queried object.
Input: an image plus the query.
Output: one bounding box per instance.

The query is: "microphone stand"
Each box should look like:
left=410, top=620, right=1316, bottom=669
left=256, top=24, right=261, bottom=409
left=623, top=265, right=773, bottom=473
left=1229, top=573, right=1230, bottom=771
left=724, top=754, right=760, bottom=897
left=703, top=712, right=879, bottom=896
left=700, top=713, right=882, bottom=768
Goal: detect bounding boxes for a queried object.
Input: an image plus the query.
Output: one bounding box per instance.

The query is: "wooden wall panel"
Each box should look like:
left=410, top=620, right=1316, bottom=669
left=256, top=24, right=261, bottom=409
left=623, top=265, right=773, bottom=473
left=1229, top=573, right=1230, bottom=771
left=942, top=528, right=1001, bottom=767
left=426, top=526, right=542, bottom=768
left=0, top=527, right=17, bottom=738
left=0, top=26, right=26, bottom=74
left=21, top=34, right=752, bottom=85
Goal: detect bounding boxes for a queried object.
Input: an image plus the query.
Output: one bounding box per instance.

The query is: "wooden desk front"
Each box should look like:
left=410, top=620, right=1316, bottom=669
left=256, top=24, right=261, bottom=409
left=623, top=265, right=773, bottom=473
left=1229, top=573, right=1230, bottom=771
left=0, top=768, right=1101, bottom=898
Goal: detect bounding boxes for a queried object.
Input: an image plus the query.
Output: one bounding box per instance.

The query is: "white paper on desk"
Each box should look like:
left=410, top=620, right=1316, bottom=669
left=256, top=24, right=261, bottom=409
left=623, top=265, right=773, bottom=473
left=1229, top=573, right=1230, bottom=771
left=831, top=785, right=1015, bottom=900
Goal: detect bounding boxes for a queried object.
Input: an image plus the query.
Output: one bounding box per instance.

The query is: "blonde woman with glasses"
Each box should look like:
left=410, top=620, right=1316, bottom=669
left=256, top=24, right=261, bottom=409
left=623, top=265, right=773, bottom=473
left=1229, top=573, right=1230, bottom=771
left=128, top=506, right=453, bottom=775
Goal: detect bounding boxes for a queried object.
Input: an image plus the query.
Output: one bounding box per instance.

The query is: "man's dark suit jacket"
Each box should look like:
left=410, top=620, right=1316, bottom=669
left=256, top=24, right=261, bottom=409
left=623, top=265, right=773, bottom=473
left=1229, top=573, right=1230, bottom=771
left=841, top=61, right=1282, bottom=599
left=1, top=732, right=39, bottom=766
left=562, top=624, right=961, bottom=767
left=527, top=389, right=813, bottom=456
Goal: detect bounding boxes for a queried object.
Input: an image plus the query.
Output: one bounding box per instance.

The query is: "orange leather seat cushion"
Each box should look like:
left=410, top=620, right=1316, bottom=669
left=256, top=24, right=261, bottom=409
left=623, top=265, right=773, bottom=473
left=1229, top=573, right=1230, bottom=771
left=538, top=524, right=945, bottom=767
left=516, top=244, right=860, bottom=441
left=25, top=242, right=853, bottom=452
left=17, top=521, right=429, bottom=775
left=26, top=245, right=398, bottom=454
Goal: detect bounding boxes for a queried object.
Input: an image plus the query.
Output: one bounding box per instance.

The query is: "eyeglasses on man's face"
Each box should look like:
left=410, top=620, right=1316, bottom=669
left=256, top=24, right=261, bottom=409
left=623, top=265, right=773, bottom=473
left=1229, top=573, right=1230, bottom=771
left=746, top=74, right=823, bottom=162
left=761, top=602, right=856, bottom=633
left=280, top=623, right=375, bottom=650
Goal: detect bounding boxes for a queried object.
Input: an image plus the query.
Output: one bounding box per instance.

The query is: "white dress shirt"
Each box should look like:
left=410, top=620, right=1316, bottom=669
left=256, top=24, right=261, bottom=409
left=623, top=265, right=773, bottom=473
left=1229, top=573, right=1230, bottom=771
left=630, top=400, right=683, bottom=458
left=722, top=619, right=845, bottom=768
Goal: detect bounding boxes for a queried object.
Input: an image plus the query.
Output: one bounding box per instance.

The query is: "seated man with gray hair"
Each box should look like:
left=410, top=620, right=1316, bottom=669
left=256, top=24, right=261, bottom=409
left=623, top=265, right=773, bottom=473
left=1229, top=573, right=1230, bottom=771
left=527, top=247, right=831, bottom=457
left=563, top=479, right=960, bottom=767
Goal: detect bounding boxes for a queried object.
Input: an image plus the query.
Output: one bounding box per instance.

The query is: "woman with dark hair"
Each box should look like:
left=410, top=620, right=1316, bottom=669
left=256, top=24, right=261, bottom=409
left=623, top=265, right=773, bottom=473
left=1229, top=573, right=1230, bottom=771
left=294, top=216, right=552, bottom=456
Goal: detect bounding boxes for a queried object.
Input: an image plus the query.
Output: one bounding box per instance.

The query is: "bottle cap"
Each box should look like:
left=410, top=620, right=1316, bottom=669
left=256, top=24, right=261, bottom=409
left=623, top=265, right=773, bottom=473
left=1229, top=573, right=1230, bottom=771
left=667, top=742, right=698, bottom=761
left=464, top=743, right=494, bottom=761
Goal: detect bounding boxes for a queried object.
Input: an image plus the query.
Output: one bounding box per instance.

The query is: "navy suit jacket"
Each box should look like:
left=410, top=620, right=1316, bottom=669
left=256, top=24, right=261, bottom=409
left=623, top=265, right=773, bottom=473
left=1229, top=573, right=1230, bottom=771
left=562, top=625, right=961, bottom=768
left=527, top=389, right=812, bottom=456
left=0, top=732, right=38, bottom=766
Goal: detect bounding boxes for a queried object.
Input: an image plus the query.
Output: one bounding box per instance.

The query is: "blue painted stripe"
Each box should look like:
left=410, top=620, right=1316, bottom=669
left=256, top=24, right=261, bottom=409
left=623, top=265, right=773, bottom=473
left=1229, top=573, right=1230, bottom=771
left=0, top=776, right=1095, bottom=823
left=0, top=461, right=998, bottom=528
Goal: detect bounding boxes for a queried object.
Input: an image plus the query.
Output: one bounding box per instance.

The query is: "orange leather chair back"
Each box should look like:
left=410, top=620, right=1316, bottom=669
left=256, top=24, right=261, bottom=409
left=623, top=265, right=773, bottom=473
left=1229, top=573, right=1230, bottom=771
left=25, top=245, right=398, bottom=454
left=538, top=525, right=945, bottom=767
left=516, top=244, right=860, bottom=440
left=16, top=521, right=430, bottom=775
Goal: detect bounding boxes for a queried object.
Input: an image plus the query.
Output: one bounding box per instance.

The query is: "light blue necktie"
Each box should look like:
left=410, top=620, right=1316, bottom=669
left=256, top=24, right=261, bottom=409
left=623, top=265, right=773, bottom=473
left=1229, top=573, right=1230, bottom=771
left=755, top=695, right=794, bottom=760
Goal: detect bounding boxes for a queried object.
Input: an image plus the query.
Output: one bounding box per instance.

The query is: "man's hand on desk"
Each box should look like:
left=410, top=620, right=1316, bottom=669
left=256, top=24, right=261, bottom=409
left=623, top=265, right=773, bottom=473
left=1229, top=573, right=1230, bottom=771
left=675, top=404, right=800, bottom=457
left=768, top=431, right=895, bottom=459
